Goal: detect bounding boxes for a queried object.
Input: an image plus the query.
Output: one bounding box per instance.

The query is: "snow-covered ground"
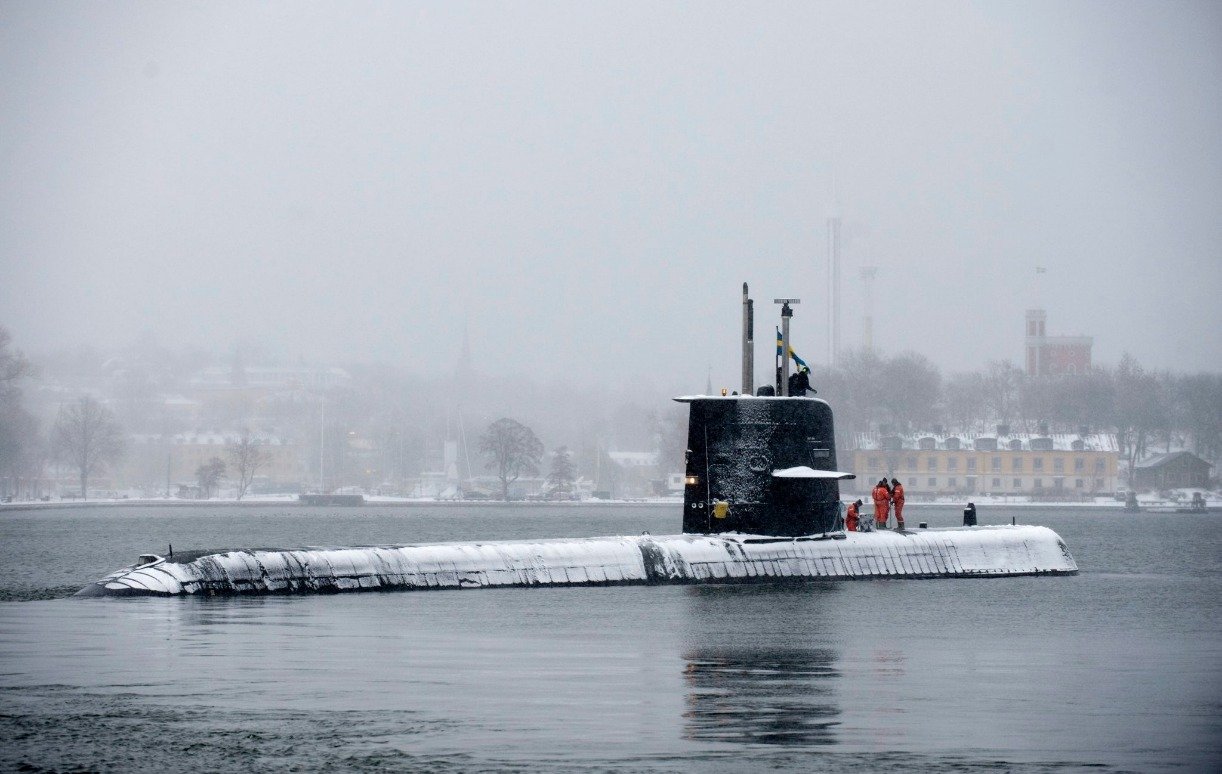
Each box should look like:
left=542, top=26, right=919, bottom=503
left=0, top=494, right=686, bottom=510
left=4, top=490, right=1219, bottom=510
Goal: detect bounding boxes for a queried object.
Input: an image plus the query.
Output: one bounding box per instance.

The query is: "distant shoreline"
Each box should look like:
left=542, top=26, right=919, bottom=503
left=0, top=496, right=1159, bottom=512
left=0, top=497, right=675, bottom=512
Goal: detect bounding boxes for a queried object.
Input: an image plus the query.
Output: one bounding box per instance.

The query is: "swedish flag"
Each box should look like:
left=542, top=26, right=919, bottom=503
left=775, top=328, right=809, bottom=370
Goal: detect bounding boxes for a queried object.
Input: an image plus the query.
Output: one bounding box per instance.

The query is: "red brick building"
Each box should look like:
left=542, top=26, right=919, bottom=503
left=1025, top=309, right=1092, bottom=376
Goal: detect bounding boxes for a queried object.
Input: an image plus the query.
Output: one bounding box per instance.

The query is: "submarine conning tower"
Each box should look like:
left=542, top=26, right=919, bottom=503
left=677, top=284, right=855, bottom=537
left=676, top=395, right=854, bottom=537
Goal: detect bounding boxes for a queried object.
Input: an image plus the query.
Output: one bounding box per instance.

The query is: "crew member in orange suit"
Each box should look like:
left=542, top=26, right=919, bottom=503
left=845, top=499, right=861, bottom=532
left=891, top=478, right=905, bottom=530
left=872, top=479, right=890, bottom=528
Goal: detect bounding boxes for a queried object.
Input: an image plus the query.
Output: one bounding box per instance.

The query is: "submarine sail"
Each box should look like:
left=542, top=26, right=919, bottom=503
left=679, top=396, right=852, bottom=537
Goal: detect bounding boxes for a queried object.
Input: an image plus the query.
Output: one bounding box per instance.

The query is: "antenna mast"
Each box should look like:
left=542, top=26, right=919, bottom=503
left=860, top=266, right=878, bottom=353
left=742, top=283, right=754, bottom=395
left=774, top=298, right=800, bottom=396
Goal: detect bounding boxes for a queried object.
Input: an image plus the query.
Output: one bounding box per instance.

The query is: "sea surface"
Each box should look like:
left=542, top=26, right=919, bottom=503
left=0, top=504, right=1218, bottom=772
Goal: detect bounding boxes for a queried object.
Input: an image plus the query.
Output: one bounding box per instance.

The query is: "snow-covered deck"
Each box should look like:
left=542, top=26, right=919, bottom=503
left=78, top=525, right=1077, bottom=597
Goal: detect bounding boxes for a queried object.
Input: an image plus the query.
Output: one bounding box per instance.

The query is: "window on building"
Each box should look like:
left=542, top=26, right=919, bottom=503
left=1095, top=478, right=1103, bottom=489
left=1033, top=458, right=1045, bottom=471
left=992, top=477, right=1001, bottom=488
left=928, top=477, right=937, bottom=487
left=991, top=456, right=1001, bottom=471
left=1074, top=458, right=1085, bottom=472
left=1013, top=478, right=1022, bottom=489
left=906, top=456, right=917, bottom=470
left=1053, top=478, right=1065, bottom=489
left=1053, top=458, right=1064, bottom=473
left=1095, top=459, right=1105, bottom=473
left=869, top=456, right=881, bottom=470
left=1012, top=457, right=1023, bottom=472
left=967, top=458, right=977, bottom=472
left=947, top=478, right=957, bottom=488
left=1075, top=479, right=1084, bottom=488
left=1034, top=478, right=1043, bottom=489
left=966, top=477, right=976, bottom=490
left=947, top=458, right=959, bottom=471
left=927, top=458, right=937, bottom=472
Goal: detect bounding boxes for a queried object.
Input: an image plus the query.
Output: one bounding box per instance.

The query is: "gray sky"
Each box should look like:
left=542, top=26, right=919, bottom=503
left=2, top=0, right=1219, bottom=392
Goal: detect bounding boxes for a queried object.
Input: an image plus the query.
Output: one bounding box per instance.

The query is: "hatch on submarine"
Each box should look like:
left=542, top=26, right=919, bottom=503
left=77, top=285, right=1077, bottom=597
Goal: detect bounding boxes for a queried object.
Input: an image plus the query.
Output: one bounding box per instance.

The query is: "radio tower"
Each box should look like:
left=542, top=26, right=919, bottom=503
left=827, top=214, right=842, bottom=366
left=859, top=266, right=878, bottom=353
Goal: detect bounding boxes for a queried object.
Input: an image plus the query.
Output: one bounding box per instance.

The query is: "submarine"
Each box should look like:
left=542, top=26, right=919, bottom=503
left=78, top=286, right=1076, bottom=597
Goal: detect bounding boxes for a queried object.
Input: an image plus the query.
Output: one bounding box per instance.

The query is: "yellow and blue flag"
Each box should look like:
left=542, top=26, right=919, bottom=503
left=775, top=327, right=809, bottom=370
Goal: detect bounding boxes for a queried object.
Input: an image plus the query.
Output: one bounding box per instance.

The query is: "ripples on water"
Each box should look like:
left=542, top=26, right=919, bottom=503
left=0, top=504, right=1219, bottom=772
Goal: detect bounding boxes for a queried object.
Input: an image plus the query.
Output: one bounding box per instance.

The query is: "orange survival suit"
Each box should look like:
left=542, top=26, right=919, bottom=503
left=845, top=501, right=859, bottom=532
left=892, top=482, right=905, bottom=529
left=871, top=482, right=890, bottom=528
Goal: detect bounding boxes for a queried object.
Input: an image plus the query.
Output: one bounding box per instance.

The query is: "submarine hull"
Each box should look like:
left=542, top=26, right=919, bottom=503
left=77, top=525, right=1077, bottom=597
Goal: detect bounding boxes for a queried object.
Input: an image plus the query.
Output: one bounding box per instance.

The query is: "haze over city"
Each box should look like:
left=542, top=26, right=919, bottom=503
left=2, top=6, right=1221, bottom=771
left=2, top=0, right=1219, bottom=393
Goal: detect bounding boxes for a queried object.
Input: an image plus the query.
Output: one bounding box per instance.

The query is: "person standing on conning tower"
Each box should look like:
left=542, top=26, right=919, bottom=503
left=788, top=366, right=815, bottom=397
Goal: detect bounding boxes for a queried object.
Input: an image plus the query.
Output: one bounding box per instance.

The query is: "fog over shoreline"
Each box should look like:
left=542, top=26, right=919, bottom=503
left=3, top=1, right=1220, bottom=393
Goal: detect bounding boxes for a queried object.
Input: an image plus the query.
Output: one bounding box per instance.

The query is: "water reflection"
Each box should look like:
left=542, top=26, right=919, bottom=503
left=680, top=584, right=842, bottom=746
left=683, top=645, right=840, bottom=745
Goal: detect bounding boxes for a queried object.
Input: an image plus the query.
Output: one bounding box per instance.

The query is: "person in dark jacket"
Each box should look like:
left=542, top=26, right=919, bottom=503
left=963, top=502, right=977, bottom=526
left=787, top=366, right=816, bottom=397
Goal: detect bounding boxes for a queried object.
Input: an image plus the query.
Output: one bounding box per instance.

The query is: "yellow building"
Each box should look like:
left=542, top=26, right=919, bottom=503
left=851, top=431, right=1119, bottom=500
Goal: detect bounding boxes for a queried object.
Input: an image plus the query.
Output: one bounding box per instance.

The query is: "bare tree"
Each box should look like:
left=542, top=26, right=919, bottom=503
left=1178, top=373, right=1222, bottom=461
left=981, top=360, right=1023, bottom=428
left=879, top=352, right=942, bottom=432
left=943, top=372, right=986, bottom=432
left=0, top=327, right=42, bottom=498
left=228, top=432, right=269, bottom=500
left=196, top=457, right=226, bottom=499
left=0, top=327, right=30, bottom=399
left=1114, top=354, right=1166, bottom=484
left=52, top=396, right=125, bottom=499
left=480, top=417, right=543, bottom=500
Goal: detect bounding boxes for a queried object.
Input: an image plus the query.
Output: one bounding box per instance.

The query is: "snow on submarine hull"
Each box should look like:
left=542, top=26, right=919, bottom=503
left=76, top=525, right=1077, bottom=597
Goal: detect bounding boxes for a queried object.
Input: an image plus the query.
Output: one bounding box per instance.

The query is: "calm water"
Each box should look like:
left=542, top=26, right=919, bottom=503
left=1, top=504, right=1218, bottom=772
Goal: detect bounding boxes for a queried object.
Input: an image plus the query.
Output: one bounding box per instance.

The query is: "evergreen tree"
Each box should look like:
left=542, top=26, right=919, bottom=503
left=195, top=457, right=226, bottom=499
left=547, top=445, right=577, bottom=498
